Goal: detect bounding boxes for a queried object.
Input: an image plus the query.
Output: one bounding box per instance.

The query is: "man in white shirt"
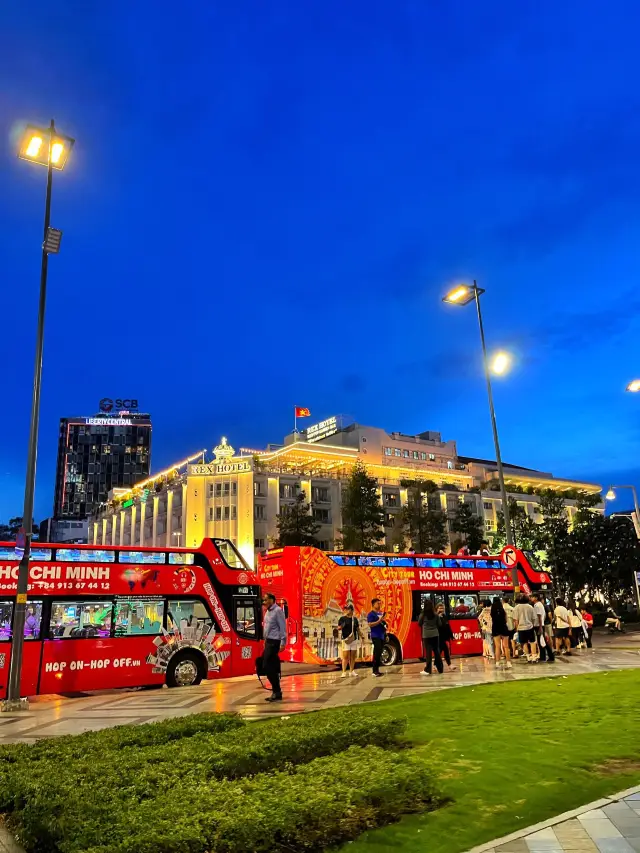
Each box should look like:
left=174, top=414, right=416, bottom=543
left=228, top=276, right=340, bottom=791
left=553, top=598, right=572, bottom=656
left=531, top=593, right=554, bottom=664
left=513, top=595, right=538, bottom=663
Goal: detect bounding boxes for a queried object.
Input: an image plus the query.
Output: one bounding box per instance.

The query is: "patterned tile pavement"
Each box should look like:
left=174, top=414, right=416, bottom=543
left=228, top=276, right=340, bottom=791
left=469, top=788, right=640, bottom=853
left=0, top=646, right=637, bottom=744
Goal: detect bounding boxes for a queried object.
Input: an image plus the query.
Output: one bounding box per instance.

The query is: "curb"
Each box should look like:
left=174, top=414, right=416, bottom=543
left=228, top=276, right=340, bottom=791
left=463, top=784, right=640, bottom=853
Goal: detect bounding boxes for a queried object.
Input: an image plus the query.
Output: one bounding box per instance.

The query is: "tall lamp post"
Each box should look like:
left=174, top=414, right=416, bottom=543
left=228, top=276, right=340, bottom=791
left=442, top=281, right=517, bottom=589
left=3, top=121, right=74, bottom=711
left=605, top=486, right=640, bottom=611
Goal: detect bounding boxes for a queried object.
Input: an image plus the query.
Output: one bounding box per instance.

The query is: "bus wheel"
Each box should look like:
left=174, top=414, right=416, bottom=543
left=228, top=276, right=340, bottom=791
left=166, top=651, right=205, bottom=688
left=381, top=639, right=400, bottom=667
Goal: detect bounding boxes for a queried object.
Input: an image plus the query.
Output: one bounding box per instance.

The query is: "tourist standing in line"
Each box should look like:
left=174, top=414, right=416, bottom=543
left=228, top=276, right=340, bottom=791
left=262, top=593, right=286, bottom=702
left=503, top=597, right=517, bottom=657
left=367, top=599, right=386, bottom=678
left=436, top=602, right=456, bottom=671
left=419, top=600, right=443, bottom=675
left=490, top=597, right=512, bottom=668
left=569, top=604, right=585, bottom=649
left=337, top=604, right=360, bottom=678
left=479, top=598, right=494, bottom=658
left=531, top=592, right=555, bottom=663
left=553, top=598, right=572, bottom=656
left=513, top=594, right=538, bottom=662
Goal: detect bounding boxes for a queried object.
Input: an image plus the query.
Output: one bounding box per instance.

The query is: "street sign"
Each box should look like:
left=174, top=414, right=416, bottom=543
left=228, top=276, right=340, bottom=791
left=501, top=546, right=517, bottom=568
left=15, top=528, right=26, bottom=560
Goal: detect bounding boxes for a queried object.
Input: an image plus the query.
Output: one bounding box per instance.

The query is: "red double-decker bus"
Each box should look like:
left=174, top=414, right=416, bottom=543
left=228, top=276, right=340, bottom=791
left=0, top=538, right=261, bottom=697
left=258, top=546, right=552, bottom=667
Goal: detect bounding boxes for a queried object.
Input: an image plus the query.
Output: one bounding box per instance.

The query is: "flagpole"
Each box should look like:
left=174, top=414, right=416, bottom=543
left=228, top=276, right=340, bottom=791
left=294, top=406, right=297, bottom=435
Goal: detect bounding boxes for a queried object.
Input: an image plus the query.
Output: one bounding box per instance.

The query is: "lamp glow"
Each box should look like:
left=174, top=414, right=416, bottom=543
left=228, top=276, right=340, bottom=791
left=605, top=488, right=616, bottom=501
left=448, top=286, right=469, bottom=302
left=627, top=380, right=640, bottom=393
left=490, top=351, right=511, bottom=376
left=25, top=136, right=43, bottom=158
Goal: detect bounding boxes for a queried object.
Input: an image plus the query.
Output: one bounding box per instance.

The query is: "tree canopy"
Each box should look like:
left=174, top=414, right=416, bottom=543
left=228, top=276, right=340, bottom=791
left=340, top=461, right=385, bottom=551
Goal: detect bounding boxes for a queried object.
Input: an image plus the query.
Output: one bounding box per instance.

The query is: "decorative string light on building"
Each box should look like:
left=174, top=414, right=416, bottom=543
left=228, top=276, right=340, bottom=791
left=213, top=437, right=235, bottom=460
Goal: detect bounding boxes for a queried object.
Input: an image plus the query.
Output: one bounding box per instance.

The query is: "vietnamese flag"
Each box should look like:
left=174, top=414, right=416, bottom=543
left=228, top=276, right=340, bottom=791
left=295, top=407, right=311, bottom=417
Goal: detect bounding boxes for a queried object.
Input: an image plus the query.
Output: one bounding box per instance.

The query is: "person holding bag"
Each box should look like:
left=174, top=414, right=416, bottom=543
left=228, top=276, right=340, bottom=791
left=337, top=604, right=360, bottom=678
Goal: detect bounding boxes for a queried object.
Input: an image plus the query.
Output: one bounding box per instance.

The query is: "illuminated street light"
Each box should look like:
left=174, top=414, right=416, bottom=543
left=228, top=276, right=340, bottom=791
left=626, top=380, right=640, bottom=393
left=490, top=351, right=511, bottom=376
left=18, top=124, right=74, bottom=170
left=3, top=120, right=74, bottom=712
left=442, top=279, right=516, bottom=588
left=605, top=488, right=616, bottom=501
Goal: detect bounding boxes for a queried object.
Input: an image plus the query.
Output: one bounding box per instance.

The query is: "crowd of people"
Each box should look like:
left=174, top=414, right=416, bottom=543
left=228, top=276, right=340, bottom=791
left=259, top=590, right=602, bottom=701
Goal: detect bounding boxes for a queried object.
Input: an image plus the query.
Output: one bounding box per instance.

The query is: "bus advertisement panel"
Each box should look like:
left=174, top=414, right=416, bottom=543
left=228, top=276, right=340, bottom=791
left=0, top=538, right=261, bottom=697
left=258, top=547, right=552, bottom=667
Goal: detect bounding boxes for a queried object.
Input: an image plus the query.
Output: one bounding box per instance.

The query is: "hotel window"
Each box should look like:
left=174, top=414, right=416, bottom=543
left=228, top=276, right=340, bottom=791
left=485, top=520, right=494, bottom=531
left=383, top=447, right=392, bottom=456
left=413, top=451, right=419, bottom=459
left=209, top=507, right=213, bottom=521
left=215, top=483, right=222, bottom=497
left=384, top=513, right=395, bottom=528
left=254, top=538, right=265, bottom=549
left=313, top=508, right=330, bottom=524
left=280, top=483, right=296, bottom=499
left=483, top=502, right=492, bottom=510
left=215, top=507, right=222, bottom=521
left=231, top=506, right=237, bottom=520
left=447, top=461, right=453, bottom=469
left=384, top=493, right=398, bottom=507
left=403, top=450, right=410, bottom=458
left=231, top=482, right=237, bottom=496
left=208, top=484, right=214, bottom=498
left=420, top=452, right=427, bottom=460
left=312, top=486, right=329, bottom=502
left=254, top=482, right=265, bottom=497
left=254, top=505, right=265, bottom=521
left=394, top=448, right=401, bottom=457
left=429, top=453, right=436, bottom=461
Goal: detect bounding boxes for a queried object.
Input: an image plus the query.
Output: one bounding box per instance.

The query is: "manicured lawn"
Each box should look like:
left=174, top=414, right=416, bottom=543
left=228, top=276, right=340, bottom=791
left=344, top=668, right=640, bottom=852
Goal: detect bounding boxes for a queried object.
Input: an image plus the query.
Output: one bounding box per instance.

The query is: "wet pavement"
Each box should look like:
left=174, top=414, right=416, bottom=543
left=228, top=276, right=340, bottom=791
left=0, top=644, right=637, bottom=744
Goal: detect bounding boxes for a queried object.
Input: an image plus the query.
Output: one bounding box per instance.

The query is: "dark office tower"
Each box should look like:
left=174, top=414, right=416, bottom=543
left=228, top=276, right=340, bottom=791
left=53, top=408, right=152, bottom=520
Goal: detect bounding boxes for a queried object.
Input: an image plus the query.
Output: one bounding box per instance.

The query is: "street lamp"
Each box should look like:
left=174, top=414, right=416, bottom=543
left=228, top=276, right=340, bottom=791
left=442, top=280, right=516, bottom=585
left=3, top=120, right=75, bottom=711
left=490, top=351, right=512, bottom=377
left=605, top=486, right=640, bottom=537
left=626, top=380, right=640, bottom=393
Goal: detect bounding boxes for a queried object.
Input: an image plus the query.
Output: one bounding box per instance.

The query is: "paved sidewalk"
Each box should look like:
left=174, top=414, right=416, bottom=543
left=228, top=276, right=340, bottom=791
left=0, top=647, right=637, bottom=744
left=467, top=787, right=640, bottom=853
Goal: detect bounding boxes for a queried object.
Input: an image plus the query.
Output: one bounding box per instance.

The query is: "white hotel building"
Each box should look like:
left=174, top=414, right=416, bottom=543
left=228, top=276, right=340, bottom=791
left=88, top=418, right=602, bottom=569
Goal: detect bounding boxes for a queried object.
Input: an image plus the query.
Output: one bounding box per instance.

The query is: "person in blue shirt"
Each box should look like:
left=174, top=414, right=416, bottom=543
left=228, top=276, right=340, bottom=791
left=262, top=593, right=287, bottom=702
left=367, top=598, right=386, bottom=677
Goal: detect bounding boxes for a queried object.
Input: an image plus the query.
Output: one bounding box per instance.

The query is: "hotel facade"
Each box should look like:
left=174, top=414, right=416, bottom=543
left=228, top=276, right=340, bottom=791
left=88, top=417, right=602, bottom=568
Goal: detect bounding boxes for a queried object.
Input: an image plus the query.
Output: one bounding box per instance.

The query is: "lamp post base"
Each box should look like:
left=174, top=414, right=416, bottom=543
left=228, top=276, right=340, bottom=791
left=1, top=697, right=30, bottom=713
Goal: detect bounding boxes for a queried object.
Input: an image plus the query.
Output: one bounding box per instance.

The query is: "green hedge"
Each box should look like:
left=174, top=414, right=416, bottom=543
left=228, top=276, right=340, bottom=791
left=61, top=745, right=440, bottom=853
left=5, top=710, right=410, bottom=852
left=0, top=711, right=244, bottom=766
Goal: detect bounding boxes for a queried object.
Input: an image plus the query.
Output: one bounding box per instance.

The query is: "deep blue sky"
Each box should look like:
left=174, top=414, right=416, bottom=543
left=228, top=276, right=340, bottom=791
left=2, top=0, right=640, bottom=523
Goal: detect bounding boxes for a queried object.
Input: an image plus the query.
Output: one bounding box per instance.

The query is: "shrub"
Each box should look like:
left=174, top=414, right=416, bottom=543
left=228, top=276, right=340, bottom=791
left=4, top=709, right=409, bottom=852
left=64, top=745, right=441, bottom=853
left=0, top=711, right=244, bottom=766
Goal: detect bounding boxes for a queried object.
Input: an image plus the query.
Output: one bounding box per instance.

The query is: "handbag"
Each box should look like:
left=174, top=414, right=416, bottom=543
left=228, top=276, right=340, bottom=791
left=342, top=617, right=356, bottom=650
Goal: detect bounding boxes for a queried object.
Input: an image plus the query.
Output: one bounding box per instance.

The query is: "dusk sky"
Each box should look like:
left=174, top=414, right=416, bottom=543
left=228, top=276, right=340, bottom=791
left=2, top=1, right=640, bottom=523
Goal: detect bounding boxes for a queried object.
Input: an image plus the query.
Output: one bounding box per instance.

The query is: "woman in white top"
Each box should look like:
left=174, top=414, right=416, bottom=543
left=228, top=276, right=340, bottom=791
left=553, top=598, right=572, bottom=656
left=569, top=605, right=584, bottom=649
left=479, top=599, right=494, bottom=659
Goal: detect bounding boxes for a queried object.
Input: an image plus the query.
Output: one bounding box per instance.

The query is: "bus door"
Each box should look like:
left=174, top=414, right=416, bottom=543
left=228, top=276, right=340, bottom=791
left=231, top=595, right=261, bottom=676
left=446, top=592, right=482, bottom=656
left=0, top=599, right=46, bottom=698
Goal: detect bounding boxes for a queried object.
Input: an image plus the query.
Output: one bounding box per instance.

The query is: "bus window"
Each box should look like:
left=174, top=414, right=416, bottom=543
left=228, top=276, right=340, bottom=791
left=168, top=552, right=194, bottom=565
left=0, top=548, right=52, bottom=562
left=0, top=602, right=11, bottom=640
left=24, top=602, right=43, bottom=640
left=213, top=540, right=248, bottom=570
left=114, top=599, right=163, bottom=635
left=120, top=551, right=166, bottom=565
left=448, top=594, right=479, bottom=618
left=57, top=548, right=115, bottom=563
left=412, top=591, right=432, bottom=620
left=358, top=556, right=386, bottom=567
left=235, top=599, right=258, bottom=638
left=416, top=558, right=443, bottom=568
left=445, top=559, right=475, bottom=569
left=50, top=601, right=113, bottom=638
left=328, top=555, right=356, bottom=566
left=167, top=599, right=216, bottom=633
left=388, top=556, right=415, bottom=567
